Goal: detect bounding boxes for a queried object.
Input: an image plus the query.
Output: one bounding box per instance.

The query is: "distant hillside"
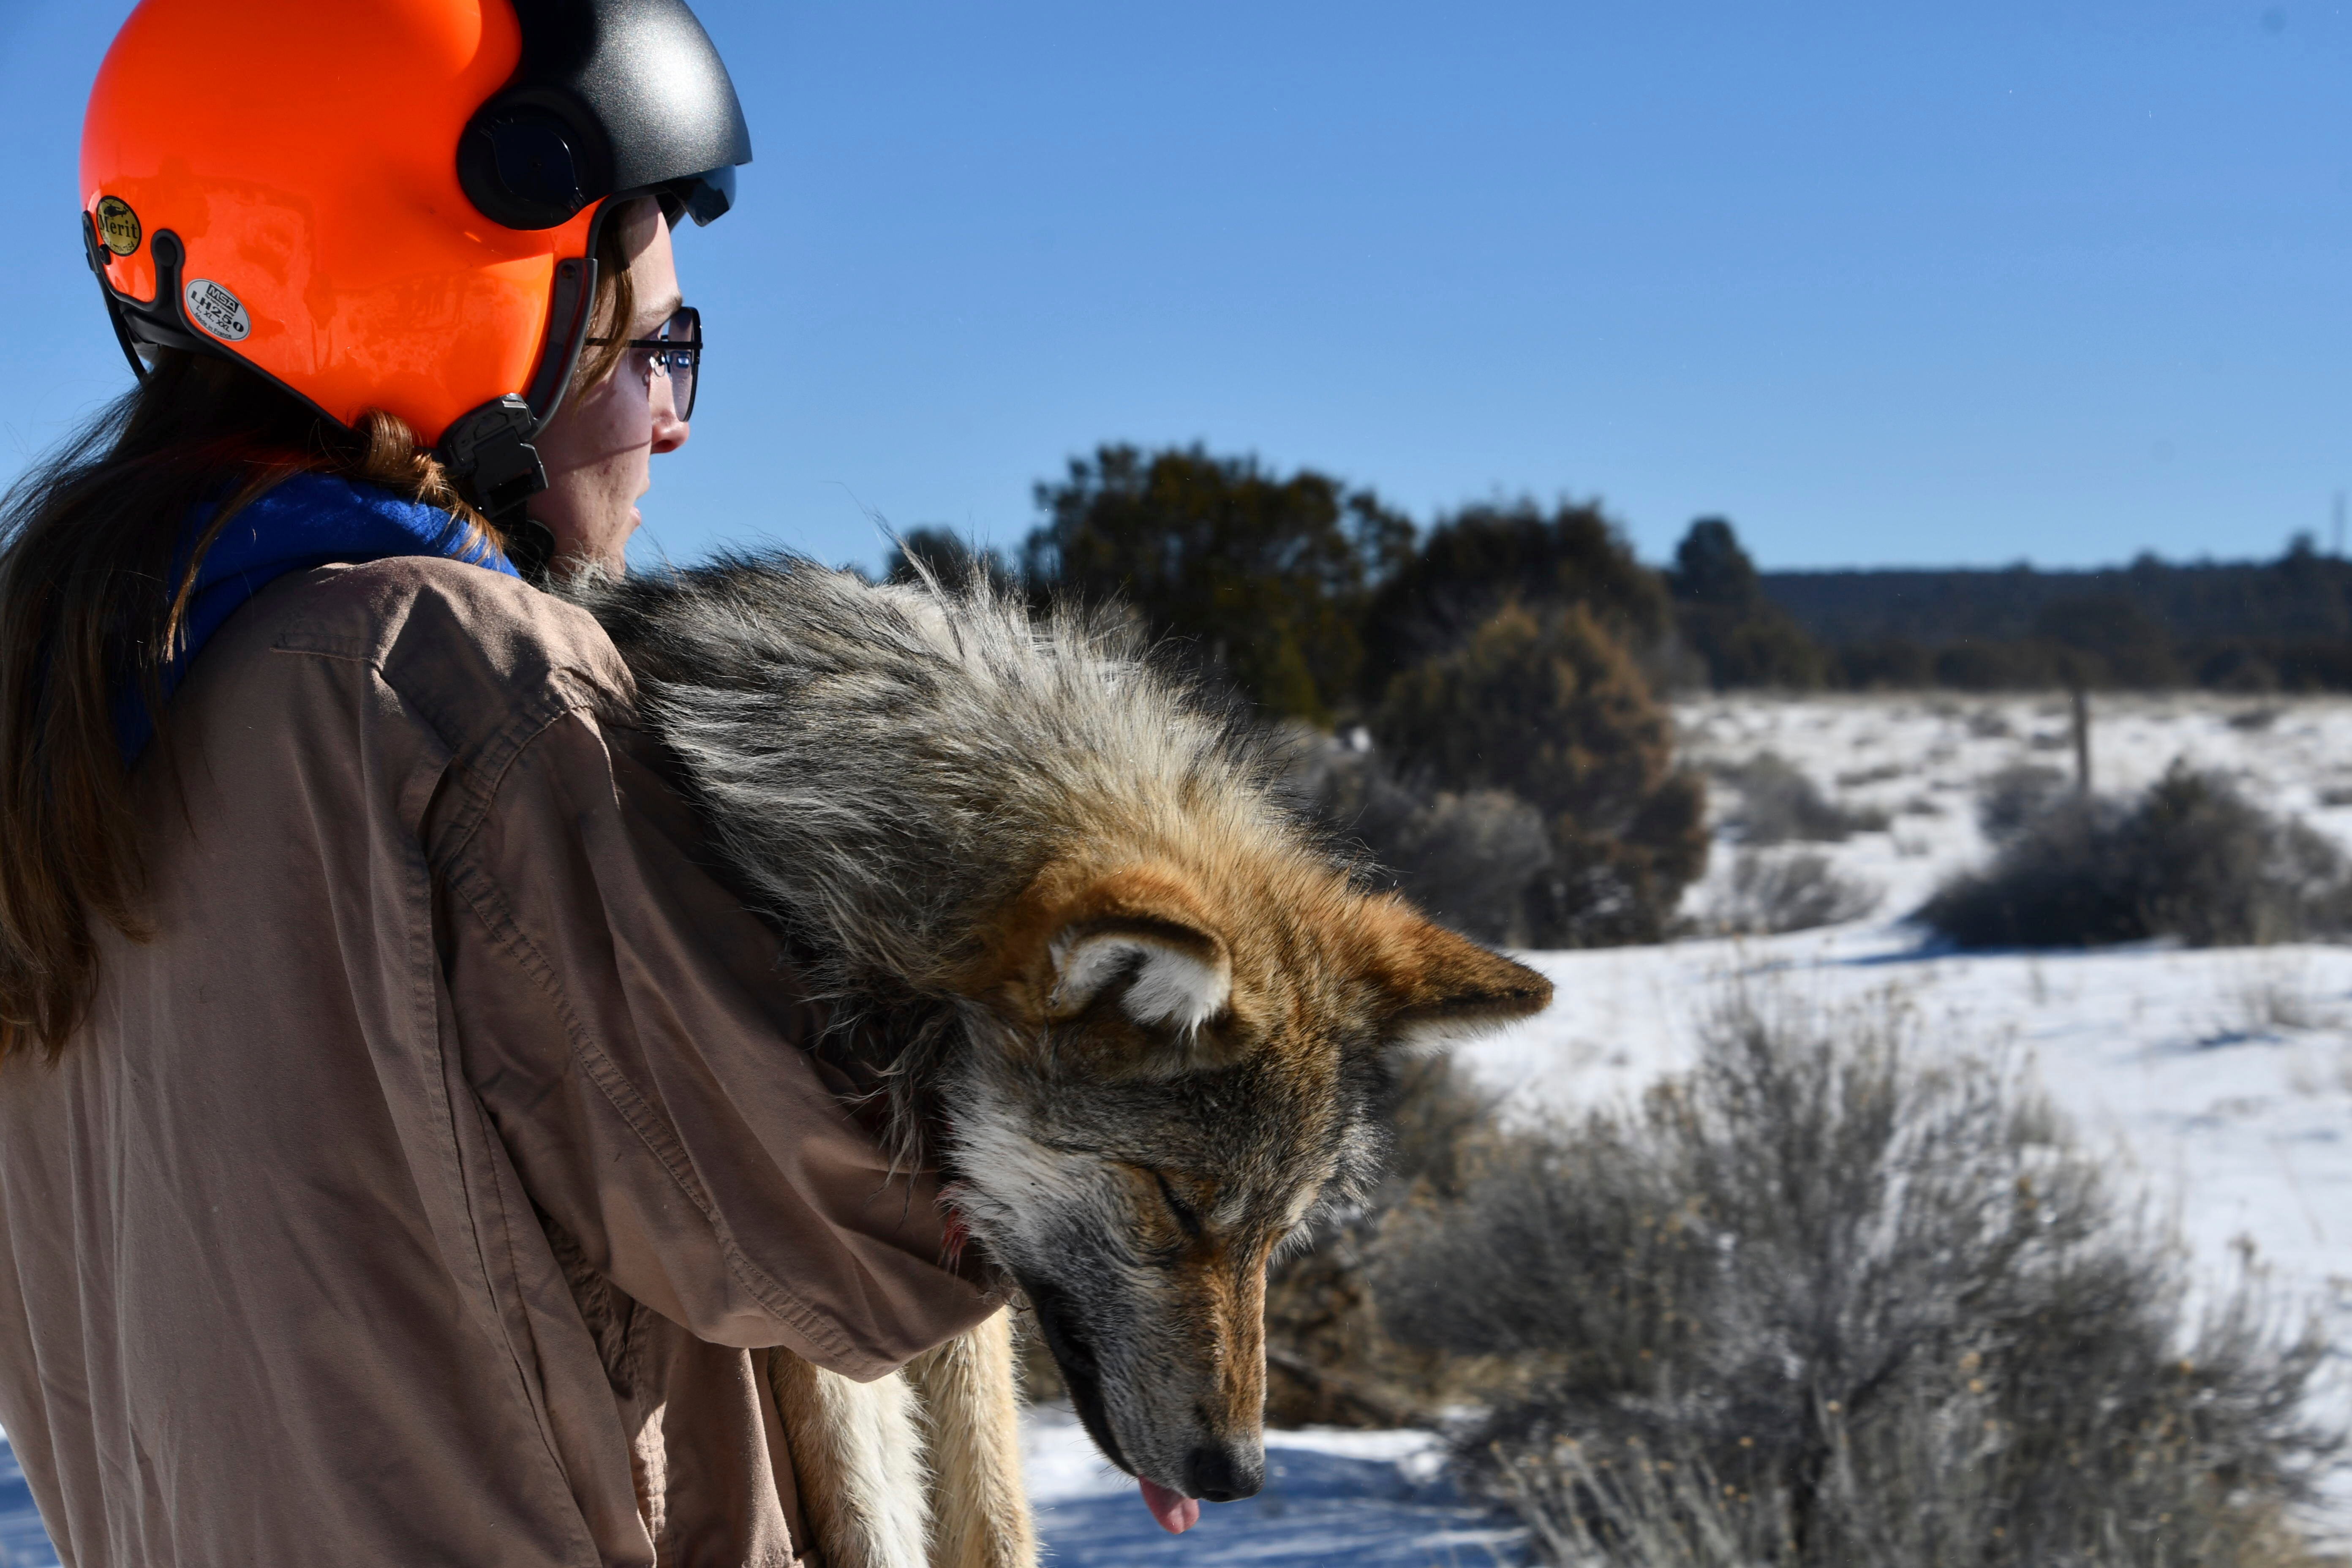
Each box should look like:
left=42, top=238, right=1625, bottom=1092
left=1759, top=551, right=2352, bottom=647
left=1652, top=517, right=2352, bottom=690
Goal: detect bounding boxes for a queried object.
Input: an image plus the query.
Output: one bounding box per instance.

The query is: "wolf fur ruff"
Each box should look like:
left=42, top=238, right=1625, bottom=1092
left=572, top=553, right=1305, bottom=1164
left=572, top=555, right=1303, bottom=1567
left=566, top=553, right=1550, bottom=1566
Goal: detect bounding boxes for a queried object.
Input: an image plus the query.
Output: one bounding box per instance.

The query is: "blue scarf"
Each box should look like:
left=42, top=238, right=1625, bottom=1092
left=116, top=471, right=519, bottom=762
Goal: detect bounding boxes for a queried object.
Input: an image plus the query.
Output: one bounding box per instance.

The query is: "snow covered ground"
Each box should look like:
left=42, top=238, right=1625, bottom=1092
left=1025, top=1404, right=1523, bottom=1566
left=0, top=1437, right=51, bottom=1568
left=2, top=691, right=2349, bottom=1564
left=1446, top=691, right=2352, bottom=1555
left=1646, top=693, right=2352, bottom=1358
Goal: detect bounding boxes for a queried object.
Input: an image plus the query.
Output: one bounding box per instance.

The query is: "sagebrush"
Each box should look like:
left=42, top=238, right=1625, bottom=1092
left=1705, top=849, right=1880, bottom=935
left=1925, top=762, right=2352, bottom=948
left=1717, top=751, right=1889, bottom=846
left=1294, top=735, right=1552, bottom=948
left=1372, top=993, right=2338, bottom=1567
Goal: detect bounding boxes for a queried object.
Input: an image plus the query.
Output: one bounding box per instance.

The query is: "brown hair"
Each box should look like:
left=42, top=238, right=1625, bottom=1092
left=0, top=211, right=644, bottom=1062
left=574, top=198, right=652, bottom=393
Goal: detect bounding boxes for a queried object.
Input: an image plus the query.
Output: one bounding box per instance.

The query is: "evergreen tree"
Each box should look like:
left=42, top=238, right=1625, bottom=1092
left=1375, top=602, right=1708, bottom=945
left=1666, top=516, right=1826, bottom=689
left=1024, top=445, right=1412, bottom=724
left=882, top=526, right=1019, bottom=594
left=1359, top=498, right=1670, bottom=703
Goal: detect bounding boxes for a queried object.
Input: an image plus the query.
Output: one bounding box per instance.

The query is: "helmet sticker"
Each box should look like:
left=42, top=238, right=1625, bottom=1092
left=95, top=196, right=141, bottom=257
left=183, top=279, right=251, bottom=343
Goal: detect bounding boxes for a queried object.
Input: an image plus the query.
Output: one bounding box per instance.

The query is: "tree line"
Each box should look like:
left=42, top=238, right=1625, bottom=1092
left=886, top=444, right=1709, bottom=947
left=1759, top=537, right=2352, bottom=693
left=886, top=442, right=2352, bottom=944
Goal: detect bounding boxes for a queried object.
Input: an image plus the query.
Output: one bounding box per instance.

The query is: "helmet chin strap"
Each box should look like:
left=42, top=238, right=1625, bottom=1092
left=498, top=515, right=561, bottom=585
left=437, top=394, right=564, bottom=584
left=83, top=218, right=150, bottom=384
left=437, top=250, right=602, bottom=582
left=437, top=393, right=548, bottom=542
left=438, top=250, right=600, bottom=573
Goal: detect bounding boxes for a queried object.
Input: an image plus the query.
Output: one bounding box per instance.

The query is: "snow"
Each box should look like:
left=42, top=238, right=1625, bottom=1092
left=1446, top=691, right=2352, bottom=1552
left=1, top=691, right=2349, bottom=1564
left=1024, top=1402, right=1521, bottom=1565
left=1639, top=694, right=2352, bottom=1368
left=0, top=1432, right=50, bottom=1568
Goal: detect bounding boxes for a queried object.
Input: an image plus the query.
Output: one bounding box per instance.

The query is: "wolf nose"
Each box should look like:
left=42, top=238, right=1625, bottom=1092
left=1182, top=1443, right=1263, bottom=1503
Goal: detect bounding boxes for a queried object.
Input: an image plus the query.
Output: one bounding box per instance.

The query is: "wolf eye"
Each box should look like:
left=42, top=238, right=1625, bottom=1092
left=1151, top=1169, right=1204, bottom=1237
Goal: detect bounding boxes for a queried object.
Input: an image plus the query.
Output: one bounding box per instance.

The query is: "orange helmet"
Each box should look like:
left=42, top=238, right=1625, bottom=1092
left=79, top=0, right=750, bottom=518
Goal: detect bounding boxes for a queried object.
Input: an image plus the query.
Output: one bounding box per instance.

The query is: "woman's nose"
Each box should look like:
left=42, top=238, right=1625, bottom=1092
left=648, top=378, right=689, bottom=455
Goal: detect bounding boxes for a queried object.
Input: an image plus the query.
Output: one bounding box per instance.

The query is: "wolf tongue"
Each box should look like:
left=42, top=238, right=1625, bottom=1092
left=1138, top=1478, right=1201, bottom=1534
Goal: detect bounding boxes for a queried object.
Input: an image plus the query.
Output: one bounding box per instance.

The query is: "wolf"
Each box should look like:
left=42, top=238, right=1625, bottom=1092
left=573, top=556, right=1552, bottom=1565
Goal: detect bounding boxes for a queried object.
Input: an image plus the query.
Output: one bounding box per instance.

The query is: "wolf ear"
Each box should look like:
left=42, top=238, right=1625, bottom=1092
left=981, top=864, right=1242, bottom=1070
left=1046, top=915, right=1232, bottom=1032
left=1366, top=904, right=1553, bottom=1054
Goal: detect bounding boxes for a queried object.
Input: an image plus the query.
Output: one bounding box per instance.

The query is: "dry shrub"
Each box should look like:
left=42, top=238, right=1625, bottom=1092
left=1926, top=762, right=2352, bottom=948
left=1373, top=993, right=2338, bottom=1567
left=1720, top=752, right=1890, bottom=846
left=1375, top=602, right=1710, bottom=946
left=1485, top=1405, right=2334, bottom=1568
left=1301, top=739, right=1553, bottom=947
left=1707, top=849, right=1880, bottom=935
left=1976, top=761, right=2071, bottom=844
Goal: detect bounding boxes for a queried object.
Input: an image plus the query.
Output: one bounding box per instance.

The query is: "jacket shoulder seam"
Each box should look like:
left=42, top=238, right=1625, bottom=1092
left=270, top=630, right=378, bottom=662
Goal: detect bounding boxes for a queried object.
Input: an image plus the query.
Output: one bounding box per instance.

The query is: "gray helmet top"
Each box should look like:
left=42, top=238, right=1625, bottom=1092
left=458, top=0, right=752, bottom=233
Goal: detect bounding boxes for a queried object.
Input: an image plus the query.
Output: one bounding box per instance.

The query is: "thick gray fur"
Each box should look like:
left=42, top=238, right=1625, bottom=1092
left=566, top=551, right=1298, bottom=1153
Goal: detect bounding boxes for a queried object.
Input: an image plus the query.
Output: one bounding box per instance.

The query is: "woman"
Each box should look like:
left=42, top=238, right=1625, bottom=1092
left=0, top=2, right=994, bottom=1563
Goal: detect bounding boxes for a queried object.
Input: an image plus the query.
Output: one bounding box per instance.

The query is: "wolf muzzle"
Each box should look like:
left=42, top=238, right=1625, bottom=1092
left=1182, top=1440, right=1263, bottom=1503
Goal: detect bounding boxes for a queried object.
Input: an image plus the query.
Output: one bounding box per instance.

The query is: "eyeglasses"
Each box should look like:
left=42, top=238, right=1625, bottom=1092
left=586, top=304, right=701, bottom=420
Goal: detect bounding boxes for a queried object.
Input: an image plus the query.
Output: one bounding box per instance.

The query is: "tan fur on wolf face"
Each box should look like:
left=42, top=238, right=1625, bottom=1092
left=943, top=849, right=1547, bottom=1502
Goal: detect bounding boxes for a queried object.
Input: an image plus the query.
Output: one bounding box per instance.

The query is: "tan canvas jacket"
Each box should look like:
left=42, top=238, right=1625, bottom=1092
left=0, top=558, right=996, bottom=1567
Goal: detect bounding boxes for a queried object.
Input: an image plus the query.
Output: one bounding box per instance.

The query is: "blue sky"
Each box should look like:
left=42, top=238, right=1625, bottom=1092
left=3, top=0, right=2347, bottom=573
